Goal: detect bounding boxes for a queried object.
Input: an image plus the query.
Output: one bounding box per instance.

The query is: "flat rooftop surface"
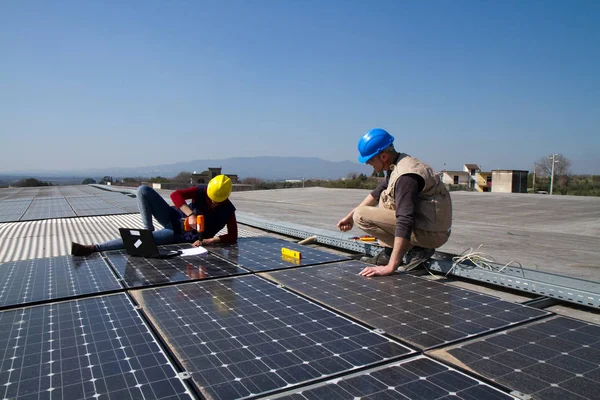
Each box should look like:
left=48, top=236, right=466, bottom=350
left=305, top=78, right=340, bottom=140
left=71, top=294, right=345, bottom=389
left=230, top=188, right=600, bottom=280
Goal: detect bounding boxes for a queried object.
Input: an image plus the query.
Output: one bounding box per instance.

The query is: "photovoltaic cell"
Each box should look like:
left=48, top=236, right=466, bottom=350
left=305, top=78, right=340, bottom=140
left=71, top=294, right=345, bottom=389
left=261, top=261, right=550, bottom=349
left=271, top=355, right=514, bottom=400
left=132, top=275, right=413, bottom=400
left=429, top=316, right=600, bottom=400
left=0, top=294, right=193, bottom=400
left=105, top=244, right=249, bottom=288
left=208, top=236, right=348, bottom=272
left=0, top=254, right=122, bottom=309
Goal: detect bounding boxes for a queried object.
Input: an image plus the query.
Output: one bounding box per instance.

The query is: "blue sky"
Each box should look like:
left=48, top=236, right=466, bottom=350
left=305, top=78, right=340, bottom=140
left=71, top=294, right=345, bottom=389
left=1, top=0, right=599, bottom=174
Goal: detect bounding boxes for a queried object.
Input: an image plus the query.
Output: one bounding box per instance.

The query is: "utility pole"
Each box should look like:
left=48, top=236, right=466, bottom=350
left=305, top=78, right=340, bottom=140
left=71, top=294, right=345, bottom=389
left=550, top=154, right=558, bottom=195
left=532, top=163, right=536, bottom=192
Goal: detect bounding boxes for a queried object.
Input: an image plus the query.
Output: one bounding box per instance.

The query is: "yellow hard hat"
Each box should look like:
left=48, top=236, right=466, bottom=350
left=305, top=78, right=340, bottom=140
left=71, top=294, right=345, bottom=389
left=207, top=175, right=232, bottom=203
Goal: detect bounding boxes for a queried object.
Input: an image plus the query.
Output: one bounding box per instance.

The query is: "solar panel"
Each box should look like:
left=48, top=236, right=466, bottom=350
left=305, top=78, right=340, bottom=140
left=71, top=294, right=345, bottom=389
left=0, top=254, right=122, bottom=309
left=429, top=316, right=600, bottom=400
left=21, top=198, right=75, bottom=220
left=0, top=293, right=193, bottom=399
left=261, top=261, right=550, bottom=349
left=270, top=355, right=513, bottom=399
left=208, top=236, right=349, bottom=272
left=105, top=244, right=249, bottom=288
left=132, top=275, right=414, bottom=399
left=0, top=200, right=31, bottom=222
left=68, top=197, right=126, bottom=216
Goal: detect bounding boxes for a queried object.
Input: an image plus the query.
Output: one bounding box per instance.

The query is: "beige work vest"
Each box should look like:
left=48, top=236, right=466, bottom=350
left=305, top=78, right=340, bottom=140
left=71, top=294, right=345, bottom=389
left=379, top=153, right=452, bottom=232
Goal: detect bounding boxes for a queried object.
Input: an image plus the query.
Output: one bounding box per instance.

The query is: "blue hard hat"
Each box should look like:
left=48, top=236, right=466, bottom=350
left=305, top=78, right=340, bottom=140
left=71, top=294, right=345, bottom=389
left=357, top=128, right=394, bottom=163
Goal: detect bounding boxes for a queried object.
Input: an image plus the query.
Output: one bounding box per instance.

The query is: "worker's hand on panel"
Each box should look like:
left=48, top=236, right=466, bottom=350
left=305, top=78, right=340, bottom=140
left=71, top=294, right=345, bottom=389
left=187, top=215, right=197, bottom=229
left=359, top=264, right=396, bottom=277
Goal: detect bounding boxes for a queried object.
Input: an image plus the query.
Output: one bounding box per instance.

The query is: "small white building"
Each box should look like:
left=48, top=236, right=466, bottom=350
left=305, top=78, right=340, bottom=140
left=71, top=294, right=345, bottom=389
left=463, top=164, right=480, bottom=190
left=491, top=170, right=528, bottom=193
left=441, top=171, right=470, bottom=186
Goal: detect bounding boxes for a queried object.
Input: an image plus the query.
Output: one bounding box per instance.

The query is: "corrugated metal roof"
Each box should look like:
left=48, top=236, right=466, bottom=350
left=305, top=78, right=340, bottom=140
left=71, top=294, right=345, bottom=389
left=0, top=214, right=261, bottom=263
left=0, top=214, right=148, bottom=262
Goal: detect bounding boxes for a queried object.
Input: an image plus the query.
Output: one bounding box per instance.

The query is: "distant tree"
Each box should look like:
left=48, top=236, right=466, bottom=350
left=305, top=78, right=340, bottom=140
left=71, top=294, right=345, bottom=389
left=14, top=178, right=52, bottom=187
left=99, top=176, right=113, bottom=184
left=81, top=178, right=96, bottom=185
left=122, top=177, right=141, bottom=186
left=535, top=154, right=572, bottom=177
left=150, top=176, right=169, bottom=183
left=241, top=177, right=264, bottom=185
left=173, top=171, right=192, bottom=184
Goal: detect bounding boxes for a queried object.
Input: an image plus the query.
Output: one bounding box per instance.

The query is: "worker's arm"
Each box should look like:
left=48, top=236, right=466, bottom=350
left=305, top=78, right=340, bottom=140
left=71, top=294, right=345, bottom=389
left=337, top=193, right=378, bottom=231
left=216, top=213, right=238, bottom=244
left=171, top=187, right=198, bottom=226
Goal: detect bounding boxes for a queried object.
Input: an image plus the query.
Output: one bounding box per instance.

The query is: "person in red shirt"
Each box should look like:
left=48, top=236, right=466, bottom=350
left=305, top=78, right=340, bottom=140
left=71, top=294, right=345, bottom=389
left=71, top=175, right=237, bottom=256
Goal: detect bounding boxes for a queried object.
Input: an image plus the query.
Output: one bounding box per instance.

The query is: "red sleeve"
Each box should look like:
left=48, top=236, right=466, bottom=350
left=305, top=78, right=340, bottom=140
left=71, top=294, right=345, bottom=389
left=218, top=212, right=238, bottom=243
left=170, top=187, right=198, bottom=208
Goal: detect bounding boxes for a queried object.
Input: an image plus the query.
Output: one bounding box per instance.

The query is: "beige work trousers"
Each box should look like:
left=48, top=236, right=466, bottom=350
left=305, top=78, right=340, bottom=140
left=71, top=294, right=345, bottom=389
left=353, top=205, right=450, bottom=249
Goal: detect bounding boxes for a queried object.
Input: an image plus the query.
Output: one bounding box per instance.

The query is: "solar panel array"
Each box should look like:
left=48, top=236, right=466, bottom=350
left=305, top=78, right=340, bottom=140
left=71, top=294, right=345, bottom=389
left=0, top=254, right=121, bottom=309
left=132, top=276, right=414, bottom=400
left=0, top=185, right=139, bottom=221
left=0, top=183, right=594, bottom=400
left=209, top=236, right=349, bottom=272
left=429, top=316, right=600, bottom=400
left=105, top=244, right=249, bottom=288
left=0, top=294, right=192, bottom=400
left=271, top=356, right=513, bottom=399
left=261, top=261, right=550, bottom=349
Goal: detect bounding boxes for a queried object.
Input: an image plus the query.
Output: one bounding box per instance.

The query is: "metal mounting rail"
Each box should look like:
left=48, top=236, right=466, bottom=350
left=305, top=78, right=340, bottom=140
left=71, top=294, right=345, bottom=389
left=238, top=213, right=600, bottom=310
left=426, top=255, right=600, bottom=309
left=237, top=214, right=383, bottom=256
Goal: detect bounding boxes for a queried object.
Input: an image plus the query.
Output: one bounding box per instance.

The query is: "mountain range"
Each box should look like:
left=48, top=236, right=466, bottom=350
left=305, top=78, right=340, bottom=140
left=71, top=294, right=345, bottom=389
left=1, top=157, right=373, bottom=181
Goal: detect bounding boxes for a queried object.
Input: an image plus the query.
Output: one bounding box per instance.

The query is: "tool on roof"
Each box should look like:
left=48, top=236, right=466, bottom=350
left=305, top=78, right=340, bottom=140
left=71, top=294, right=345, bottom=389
left=281, top=254, right=301, bottom=265
left=350, top=235, right=376, bottom=242
left=282, top=247, right=301, bottom=260
left=297, top=235, right=317, bottom=245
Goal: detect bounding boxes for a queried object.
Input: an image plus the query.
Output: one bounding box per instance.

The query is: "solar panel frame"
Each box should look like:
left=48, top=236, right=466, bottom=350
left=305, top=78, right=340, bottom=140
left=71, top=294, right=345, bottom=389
left=428, top=316, right=600, bottom=400
left=208, top=236, right=349, bottom=272
left=0, top=254, right=123, bottom=310
left=260, top=261, right=550, bottom=350
left=104, top=244, right=251, bottom=289
left=132, top=275, right=415, bottom=400
left=269, top=355, right=515, bottom=400
left=0, top=293, right=194, bottom=400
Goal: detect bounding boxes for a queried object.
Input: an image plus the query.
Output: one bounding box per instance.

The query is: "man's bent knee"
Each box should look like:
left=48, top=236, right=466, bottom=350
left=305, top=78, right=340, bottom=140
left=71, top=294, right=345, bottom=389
left=353, top=206, right=372, bottom=228
left=137, top=185, right=153, bottom=196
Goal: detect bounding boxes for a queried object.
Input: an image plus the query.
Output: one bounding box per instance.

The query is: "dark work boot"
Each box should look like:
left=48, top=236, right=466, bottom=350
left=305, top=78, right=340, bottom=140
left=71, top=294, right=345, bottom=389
left=360, top=247, right=393, bottom=266
left=71, top=242, right=96, bottom=257
left=398, top=247, right=435, bottom=272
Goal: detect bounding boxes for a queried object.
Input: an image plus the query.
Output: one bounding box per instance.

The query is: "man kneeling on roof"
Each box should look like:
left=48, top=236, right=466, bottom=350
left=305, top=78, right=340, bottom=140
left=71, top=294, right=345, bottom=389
left=337, top=128, right=452, bottom=277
